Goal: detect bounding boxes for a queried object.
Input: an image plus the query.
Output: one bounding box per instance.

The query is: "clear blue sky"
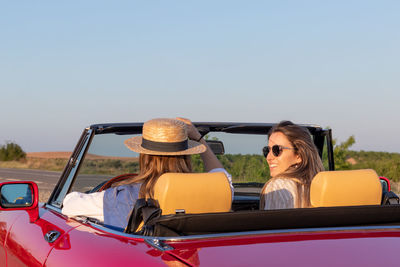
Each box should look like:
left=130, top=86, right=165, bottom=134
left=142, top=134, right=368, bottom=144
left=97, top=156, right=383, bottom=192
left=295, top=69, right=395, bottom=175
left=1, top=1, right=399, bottom=153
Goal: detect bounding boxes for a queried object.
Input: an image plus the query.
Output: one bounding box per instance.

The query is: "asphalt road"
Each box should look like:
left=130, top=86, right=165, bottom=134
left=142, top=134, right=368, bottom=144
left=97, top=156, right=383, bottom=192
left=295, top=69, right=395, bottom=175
left=0, top=168, right=112, bottom=203
left=0, top=168, right=61, bottom=202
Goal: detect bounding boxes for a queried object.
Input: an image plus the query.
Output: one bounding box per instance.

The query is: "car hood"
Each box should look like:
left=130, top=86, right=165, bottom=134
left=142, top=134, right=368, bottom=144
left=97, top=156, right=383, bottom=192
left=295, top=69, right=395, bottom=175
left=165, top=228, right=400, bottom=266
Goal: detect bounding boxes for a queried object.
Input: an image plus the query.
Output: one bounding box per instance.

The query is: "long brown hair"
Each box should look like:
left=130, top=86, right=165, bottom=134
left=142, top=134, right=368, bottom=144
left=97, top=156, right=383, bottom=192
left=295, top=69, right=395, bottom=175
left=114, top=154, right=192, bottom=198
left=260, top=121, right=324, bottom=208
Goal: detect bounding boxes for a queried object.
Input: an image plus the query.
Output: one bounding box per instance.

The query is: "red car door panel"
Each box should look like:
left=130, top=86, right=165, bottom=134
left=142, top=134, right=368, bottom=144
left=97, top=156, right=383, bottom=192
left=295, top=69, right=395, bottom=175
left=0, top=211, right=23, bottom=266
left=5, top=207, right=78, bottom=267
left=45, top=222, right=175, bottom=266
left=2, top=205, right=186, bottom=266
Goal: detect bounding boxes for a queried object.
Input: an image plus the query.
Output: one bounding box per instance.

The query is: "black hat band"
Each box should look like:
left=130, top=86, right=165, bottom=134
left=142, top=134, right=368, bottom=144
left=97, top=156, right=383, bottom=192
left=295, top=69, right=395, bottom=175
left=141, top=138, right=189, bottom=152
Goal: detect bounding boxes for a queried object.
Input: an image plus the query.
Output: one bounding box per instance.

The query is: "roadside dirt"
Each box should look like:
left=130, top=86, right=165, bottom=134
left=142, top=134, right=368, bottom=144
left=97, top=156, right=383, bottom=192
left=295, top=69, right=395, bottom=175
left=27, top=152, right=72, bottom=159
left=27, top=152, right=138, bottom=161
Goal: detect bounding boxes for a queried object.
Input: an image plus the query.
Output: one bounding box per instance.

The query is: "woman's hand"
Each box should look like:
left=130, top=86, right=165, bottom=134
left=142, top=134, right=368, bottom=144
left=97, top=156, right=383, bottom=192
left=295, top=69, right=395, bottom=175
left=176, top=117, right=223, bottom=171
left=176, top=117, right=202, bottom=141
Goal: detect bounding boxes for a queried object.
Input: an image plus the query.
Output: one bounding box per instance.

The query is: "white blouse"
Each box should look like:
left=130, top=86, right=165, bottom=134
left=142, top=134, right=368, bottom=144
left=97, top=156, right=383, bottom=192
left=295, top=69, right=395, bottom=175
left=261, top=178, right=300, bottom=210
left=62, top=191, right=105, bottom=221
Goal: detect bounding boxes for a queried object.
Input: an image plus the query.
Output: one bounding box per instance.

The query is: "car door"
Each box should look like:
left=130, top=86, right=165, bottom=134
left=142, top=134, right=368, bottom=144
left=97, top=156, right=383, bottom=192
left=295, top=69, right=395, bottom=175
left=0, top=180, right=79, bottom=267
left=2, top=206, right=78, bottom=267
left=0, top=211, right=21, bottom=266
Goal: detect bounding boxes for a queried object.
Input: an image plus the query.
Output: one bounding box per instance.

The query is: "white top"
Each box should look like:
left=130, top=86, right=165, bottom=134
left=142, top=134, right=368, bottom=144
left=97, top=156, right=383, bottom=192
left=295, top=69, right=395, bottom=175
left=62, top=191, right=106, bottom=221
left=261, top=178, right=300, bottom=210
left=62, top=168, right=233, bottom=222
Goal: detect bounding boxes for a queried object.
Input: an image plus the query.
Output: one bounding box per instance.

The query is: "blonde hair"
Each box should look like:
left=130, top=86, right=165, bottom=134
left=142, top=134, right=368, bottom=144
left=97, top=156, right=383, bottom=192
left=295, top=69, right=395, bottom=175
left=260, top=121, right=324, bottom=209
left=114, top=154, right=192, bottom=198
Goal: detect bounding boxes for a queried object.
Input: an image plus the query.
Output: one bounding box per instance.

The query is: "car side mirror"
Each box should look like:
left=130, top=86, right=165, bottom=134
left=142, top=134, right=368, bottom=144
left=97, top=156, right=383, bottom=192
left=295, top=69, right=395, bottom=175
left=0, top=181, right=39, bottom=223
left=206, top=140, right=225, bottom=155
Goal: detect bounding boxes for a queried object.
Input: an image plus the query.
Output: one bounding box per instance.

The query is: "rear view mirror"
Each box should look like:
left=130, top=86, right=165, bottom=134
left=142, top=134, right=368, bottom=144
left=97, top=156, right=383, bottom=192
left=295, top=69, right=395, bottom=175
left=206, top=140, right=225, bottom=155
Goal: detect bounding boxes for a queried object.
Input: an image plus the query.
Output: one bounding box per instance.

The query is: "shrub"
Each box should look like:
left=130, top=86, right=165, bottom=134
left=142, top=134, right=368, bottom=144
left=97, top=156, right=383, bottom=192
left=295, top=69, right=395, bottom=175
left=0, top=142, right=27, bottom=161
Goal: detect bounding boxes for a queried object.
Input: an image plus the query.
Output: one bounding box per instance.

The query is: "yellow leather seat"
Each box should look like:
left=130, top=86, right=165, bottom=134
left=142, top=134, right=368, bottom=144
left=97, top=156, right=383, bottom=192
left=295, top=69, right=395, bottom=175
left=310, top=169, right=382, bottom=207
left=153, top=172, right=232, bottom=215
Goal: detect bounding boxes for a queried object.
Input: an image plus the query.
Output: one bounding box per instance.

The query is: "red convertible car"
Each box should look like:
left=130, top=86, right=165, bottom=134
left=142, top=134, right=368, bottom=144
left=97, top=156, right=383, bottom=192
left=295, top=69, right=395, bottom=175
left=1, top=122, right=399, bottom=266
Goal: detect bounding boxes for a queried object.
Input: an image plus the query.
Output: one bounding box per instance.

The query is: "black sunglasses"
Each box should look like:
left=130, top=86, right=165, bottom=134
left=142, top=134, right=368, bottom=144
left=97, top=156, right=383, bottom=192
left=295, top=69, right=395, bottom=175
left=263, top=145, right=296, bottom=157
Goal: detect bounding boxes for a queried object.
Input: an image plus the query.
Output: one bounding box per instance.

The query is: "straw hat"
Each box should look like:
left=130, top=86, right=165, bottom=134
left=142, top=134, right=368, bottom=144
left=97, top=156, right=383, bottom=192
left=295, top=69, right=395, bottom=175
left=124, top=118, right=206, bottom=155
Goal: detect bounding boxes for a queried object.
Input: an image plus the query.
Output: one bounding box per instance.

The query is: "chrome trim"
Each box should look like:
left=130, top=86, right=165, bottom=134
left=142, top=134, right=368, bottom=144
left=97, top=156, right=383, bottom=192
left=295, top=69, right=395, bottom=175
left=44, top=230, right=61, bottom=243
left=145, top=238, right=174, bottom=251
left=84, top=222, right=400, bottom=243
left=45, top=204, right=62, bottom=213
left=55, top=129, right=93, bottom=204
left=86, top=223, right=144, bottom=238
left=155, top=225, right=400, bottom=242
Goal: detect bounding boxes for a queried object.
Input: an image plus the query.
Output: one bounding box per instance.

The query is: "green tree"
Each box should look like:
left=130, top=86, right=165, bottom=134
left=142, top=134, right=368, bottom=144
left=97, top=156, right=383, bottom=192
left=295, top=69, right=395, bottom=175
left=0, top=142, right=27, bottom=161
left=334, top=135, right=355, bottom=170
left=347, top=150, right=400, bottom=182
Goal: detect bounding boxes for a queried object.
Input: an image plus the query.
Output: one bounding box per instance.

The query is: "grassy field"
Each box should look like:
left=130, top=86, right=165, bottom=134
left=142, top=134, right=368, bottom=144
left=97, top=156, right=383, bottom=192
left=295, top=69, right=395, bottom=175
left=0, top=152, right=140, bottom=174
left=0, top=157, right=68, bottom=171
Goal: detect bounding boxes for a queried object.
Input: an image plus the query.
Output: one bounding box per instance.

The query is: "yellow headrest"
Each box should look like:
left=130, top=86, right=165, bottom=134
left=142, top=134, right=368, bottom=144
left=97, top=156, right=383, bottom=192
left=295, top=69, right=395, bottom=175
left=153, top=172, right=232, bottom=215
left=310, top=169, right=382, bottom=207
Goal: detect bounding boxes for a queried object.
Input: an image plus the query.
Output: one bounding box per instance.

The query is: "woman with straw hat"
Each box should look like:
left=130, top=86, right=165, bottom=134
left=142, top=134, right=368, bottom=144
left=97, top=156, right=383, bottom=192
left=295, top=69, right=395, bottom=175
left=62, top=117, right=232, bottom=231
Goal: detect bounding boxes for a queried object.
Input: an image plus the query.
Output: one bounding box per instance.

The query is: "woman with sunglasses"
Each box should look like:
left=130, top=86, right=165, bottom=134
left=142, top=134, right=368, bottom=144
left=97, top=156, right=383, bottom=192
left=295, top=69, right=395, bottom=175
left=260, top=121, right=324, bottom=210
